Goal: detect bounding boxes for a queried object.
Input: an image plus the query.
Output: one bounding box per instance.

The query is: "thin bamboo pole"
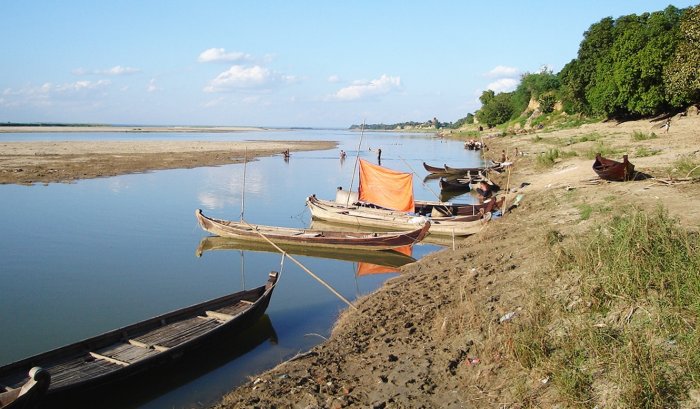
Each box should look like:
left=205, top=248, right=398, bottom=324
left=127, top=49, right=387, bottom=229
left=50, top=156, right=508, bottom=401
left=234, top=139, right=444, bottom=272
left=240, top=219, right=358, bottom=311
left=347, top=121, right=365, bottom=206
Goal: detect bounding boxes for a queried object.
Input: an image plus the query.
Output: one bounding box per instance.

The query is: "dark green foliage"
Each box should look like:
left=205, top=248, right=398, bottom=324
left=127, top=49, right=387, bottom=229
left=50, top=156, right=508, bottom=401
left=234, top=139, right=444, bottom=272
left=562, top=6, right=687, bottom=118
left=476, top=92, right=514, bottom=127
left=664, top=5, right=700, bottom=106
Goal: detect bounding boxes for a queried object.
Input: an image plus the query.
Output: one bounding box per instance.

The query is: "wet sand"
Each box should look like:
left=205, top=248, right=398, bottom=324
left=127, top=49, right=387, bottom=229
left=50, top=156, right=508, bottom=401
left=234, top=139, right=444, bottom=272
left=0, top=130, right=336, bottom=184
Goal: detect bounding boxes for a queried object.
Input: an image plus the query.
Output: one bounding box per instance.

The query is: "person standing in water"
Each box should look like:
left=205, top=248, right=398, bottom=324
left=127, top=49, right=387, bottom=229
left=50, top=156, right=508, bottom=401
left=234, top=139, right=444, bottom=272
left=377, top=148, right=382, bottom=165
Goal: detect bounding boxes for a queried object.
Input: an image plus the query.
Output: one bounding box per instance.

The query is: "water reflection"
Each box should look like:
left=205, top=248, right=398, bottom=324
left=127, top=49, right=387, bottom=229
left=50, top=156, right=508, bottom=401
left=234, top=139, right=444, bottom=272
left=0, top=128, right=479, bottom=408
left=196, top=236, right=417, bottom=268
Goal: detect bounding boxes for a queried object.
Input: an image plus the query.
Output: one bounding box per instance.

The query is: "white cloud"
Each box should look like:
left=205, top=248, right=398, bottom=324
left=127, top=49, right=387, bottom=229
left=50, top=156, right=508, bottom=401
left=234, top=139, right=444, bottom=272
left=147, top=79, right=158, bottom=93
left=203, top=65, right=278, bottom=92
left=485, top=78, right=519, bottom=93
left=0, top=80, right=111, bottom=107
left=103, top=65, right=140, bottom=75
left=198, top=48, right=252, bottom=63
left=73, top=66, right=140, bottom=76
left=331, top=74, right=401, bottom=101
left=485, top=65, right=519, bottom=78
left=328, top=75, right=341, bottom=83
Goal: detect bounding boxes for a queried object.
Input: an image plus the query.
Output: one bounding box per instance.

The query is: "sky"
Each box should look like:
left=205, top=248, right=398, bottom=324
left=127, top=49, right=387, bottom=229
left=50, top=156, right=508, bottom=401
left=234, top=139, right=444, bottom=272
left=1, top=1, right=697, bottom=128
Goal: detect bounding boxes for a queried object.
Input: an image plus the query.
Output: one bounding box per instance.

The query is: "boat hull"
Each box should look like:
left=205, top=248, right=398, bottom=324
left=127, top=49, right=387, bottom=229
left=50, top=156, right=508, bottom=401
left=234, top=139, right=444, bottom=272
left=0, top=273, right=278, bottom=405
left=306, top=196, right=490, bottom=237
left=195, top=210, right=429, bottom=250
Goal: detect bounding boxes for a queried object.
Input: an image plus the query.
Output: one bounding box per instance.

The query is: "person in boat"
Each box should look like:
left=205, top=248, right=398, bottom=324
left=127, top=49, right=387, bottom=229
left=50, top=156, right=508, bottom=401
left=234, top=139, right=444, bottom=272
left=283, top=149, right=290, bottom=158
left=476, top=180, right=493, bottom=201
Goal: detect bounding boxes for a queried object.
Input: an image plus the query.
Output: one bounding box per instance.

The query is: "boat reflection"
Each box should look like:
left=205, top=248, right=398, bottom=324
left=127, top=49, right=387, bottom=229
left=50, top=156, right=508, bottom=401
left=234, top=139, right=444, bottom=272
left=196, top=236, right=417, bottom=269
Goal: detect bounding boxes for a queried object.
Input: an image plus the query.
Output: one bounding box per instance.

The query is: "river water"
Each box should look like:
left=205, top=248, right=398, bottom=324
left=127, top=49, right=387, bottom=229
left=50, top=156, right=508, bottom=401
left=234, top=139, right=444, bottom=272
left=0, top=128, right=483, bottom=408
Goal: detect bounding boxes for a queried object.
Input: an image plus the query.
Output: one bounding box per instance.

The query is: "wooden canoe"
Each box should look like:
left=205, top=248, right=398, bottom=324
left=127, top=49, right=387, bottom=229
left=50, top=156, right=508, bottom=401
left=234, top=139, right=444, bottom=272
left=306, top=195, right=490, bottom=237
left=415, top=196, right=503, bottom=217
left=444, top=162, right=503, bottom=175
left=0, top=367, right=50, bottom=409
left=0, top=273, right=278, bottom=404
left=196, top=236, right=417, bottom=268
left=439, top=177, right=472, bottom=192
left=592, top=153, right=635, bottom=181
left=195, top=209, right=430, bottom=250
left=423, top=162, right=449, bottom=174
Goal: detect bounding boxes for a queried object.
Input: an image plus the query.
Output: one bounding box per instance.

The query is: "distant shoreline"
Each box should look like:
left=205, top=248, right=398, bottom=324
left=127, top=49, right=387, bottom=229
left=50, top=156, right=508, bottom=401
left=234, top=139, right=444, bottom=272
left=0, top=125, right=272, bottom=133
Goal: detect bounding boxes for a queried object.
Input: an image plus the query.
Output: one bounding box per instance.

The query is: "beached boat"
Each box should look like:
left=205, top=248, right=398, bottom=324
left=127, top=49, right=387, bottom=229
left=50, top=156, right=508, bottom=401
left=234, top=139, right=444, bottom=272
left=195, top=209, right=430, bottom=250
left=306, top=195, right=490, bottom=237
left=423, top=162, right=501, bottom=176
left=196, top=236, right=417, bottom=268
left=0, top=273, right=278, bottom=405
left=0, top=367, right=50, bottom=409
left=414, top=196, right=503, bottom=217
left=444, top=162, right=503, bottom=175
left=592, top=153, right=635, bottom=181
left=309, top=159, right=491, bottom=237
left=439, top=177, right=472, bottom=192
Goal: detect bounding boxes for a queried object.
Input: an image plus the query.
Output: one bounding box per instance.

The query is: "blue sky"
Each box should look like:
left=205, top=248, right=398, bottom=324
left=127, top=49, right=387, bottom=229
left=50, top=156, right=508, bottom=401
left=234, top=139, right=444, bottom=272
left=1, top=1, right=696, bottom=128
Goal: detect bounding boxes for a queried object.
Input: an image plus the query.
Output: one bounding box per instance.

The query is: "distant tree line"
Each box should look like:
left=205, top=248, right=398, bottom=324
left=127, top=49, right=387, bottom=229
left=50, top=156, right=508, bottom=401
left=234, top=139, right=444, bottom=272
left=349, top=117, right=451, bottom=130
left=468, top=4, right=699, bottom=128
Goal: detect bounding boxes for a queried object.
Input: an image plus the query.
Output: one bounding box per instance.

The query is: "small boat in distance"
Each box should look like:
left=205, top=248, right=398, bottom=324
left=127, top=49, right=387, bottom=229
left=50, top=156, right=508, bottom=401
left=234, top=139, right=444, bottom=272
left=592, top=153, right=635, bottom=181
left=0, top=367, right=50, bottom=409
left=0, top=273, right=278, bottom=406
left=195, top=209, right=430, bottom=250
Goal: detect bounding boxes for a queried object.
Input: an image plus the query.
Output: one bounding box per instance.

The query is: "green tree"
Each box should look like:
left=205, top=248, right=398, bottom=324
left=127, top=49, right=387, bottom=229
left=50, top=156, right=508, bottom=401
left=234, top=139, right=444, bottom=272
left=477, top=92, right=514, bottom=127
left=664, top=5, right=700, bottom=107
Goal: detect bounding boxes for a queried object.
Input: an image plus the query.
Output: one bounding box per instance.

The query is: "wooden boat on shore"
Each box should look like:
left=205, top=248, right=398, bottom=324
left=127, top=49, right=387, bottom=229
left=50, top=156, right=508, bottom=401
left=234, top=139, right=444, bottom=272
left=0, top=273, right=278, bottom=404
left=439, top=177, right=472, bottom=192
left=415, top=196, right=503, bottom=217
left=196, top=236, right=417, bottom=268
left=306, top=195, right=490, bottom=237
left=195, top=209, right=430, bottom=250
left=0, top=367, right=50, bottom=409
left=423, top=162, right=503, bottom=176
left=592, top=153, right=635, bottom=181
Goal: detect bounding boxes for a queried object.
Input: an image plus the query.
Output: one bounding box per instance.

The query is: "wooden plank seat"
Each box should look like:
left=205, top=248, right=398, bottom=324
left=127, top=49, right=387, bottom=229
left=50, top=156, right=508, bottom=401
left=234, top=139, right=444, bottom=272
left=213, top=300, right=253, bottom=318
left=130, top=317, right=221, bottom=350
left=93, top=342, right=160, bottom=365
left=46, top=354, right=123, bottom=390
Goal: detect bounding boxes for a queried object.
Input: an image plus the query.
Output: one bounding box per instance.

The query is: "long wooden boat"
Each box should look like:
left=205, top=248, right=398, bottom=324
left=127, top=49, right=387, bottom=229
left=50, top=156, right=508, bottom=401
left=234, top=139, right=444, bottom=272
left=0, top=367, right=50, bottom=409
left=415, top=196, right=503, bottom=217
left=196, top=236, right=417, bottom=268
left=592, top=153, right=635, bottom=181
left=195, top=209, right=430, bottom=250
left=306, top=195, right=490, bottom=237
left=0, top=273, right=278, bottom=404
left=439, top=177, right=472, bottom=192
left=444, top=162, right=503, bottom=175
left=423, top=162, right=501, bottom=176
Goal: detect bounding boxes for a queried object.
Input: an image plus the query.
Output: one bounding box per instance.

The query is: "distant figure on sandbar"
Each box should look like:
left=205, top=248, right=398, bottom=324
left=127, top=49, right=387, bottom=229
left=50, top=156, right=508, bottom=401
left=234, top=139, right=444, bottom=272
left=662, top=118, right=671, bottom=133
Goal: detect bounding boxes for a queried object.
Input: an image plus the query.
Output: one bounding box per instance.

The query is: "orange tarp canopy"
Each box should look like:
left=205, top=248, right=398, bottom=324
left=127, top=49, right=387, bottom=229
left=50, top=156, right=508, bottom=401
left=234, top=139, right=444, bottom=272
left=358, top=159, right=414, bottom=212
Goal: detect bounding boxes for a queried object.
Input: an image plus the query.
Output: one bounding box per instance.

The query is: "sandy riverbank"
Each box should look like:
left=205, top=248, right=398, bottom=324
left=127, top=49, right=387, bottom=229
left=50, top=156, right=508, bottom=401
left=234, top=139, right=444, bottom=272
left=0, top=140, right=336, bottom=185
left=213, top=114, right=700, bottom=408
